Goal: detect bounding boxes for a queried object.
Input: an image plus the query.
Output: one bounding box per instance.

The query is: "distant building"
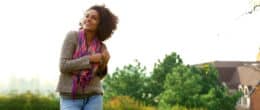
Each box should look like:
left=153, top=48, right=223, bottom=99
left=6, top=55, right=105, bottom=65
left=197, top=61, right=260, bottom=110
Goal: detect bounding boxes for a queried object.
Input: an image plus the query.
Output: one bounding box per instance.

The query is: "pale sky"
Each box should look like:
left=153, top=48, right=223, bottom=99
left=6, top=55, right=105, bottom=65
left=0, top=0, right=260, bottom=87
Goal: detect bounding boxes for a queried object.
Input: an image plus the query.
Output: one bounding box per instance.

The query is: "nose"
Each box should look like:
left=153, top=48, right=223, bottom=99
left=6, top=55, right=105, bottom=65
left=83, top=18, right=90, bottom=25
left=86, top=16, right=91, bottom=23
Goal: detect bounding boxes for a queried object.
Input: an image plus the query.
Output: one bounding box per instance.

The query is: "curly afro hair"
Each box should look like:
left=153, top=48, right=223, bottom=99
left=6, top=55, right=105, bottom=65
left=80, top=5, right=118, bottom=41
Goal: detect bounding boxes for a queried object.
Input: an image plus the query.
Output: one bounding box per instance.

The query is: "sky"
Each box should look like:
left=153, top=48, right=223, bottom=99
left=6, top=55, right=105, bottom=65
left=0, top=0, right=260, bottom=87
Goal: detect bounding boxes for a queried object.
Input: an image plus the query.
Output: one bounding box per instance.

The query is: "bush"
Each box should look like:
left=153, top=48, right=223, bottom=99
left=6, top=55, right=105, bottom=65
left=171, top=105, right=206, bottom=110
left=104, top=96, right=156, bottom=110
left=0, top=91, right=59, bottom=110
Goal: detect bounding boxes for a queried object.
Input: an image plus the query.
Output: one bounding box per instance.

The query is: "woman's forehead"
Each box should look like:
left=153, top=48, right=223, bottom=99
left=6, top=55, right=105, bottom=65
left=84, top=9, right=99, bottom=16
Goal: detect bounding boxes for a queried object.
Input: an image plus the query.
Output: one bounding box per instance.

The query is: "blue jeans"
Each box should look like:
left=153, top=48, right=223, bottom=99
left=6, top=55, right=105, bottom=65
left=60, top=95, right=103, bottom=110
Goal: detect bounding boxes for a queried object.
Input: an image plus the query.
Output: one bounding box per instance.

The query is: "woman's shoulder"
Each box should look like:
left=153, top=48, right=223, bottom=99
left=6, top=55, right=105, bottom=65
left=64, top=30, right=79, bottom=42
left=66, top=30, right=78, bottom=37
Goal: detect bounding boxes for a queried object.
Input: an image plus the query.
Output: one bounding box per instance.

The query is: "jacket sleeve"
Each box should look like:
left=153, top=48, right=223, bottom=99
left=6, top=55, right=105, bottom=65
left=59, top=31, right=91, bottom=74
left=96, top=43, right=108, bottom=79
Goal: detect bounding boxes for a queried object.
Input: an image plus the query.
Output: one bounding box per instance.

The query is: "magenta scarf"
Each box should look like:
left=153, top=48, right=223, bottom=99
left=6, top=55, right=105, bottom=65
left=71, top=29, right=102, bottom=97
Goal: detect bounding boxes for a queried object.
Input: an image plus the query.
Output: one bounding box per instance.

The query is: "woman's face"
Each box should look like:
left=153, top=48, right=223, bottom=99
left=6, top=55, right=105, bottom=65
left=82, top=9, right=100, bottom=32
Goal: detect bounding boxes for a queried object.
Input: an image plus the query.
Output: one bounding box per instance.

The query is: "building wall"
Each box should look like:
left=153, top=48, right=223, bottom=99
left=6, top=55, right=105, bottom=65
left=250, top=85, right=260, bottom=110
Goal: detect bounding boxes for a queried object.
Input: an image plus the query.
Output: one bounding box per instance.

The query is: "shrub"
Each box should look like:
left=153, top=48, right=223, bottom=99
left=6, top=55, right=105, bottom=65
left=0, top=91, right=59, bottom=110
left=104, top=96, right=156, bottom=110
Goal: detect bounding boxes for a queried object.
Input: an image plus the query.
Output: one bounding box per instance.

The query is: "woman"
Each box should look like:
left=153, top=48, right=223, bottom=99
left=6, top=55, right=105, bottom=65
left=56, top=5, right=118, bottom=110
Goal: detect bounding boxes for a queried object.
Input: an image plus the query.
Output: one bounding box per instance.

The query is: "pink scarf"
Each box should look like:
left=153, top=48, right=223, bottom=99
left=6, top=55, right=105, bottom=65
left=71, top=29, right=102, bottom=97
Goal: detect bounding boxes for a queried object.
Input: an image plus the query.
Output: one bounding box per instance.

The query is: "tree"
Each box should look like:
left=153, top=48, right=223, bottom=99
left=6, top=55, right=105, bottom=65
left=103, top=60, right=150, bottom=104
left=148, top=52, right=183, bottom=105
left=159, top=64, right=241, bottom=110
left=104, top=52, right=242, bottom=109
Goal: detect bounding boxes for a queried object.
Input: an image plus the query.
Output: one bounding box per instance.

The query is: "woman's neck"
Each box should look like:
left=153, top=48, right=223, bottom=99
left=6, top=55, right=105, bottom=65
left=84, top=30, right=95, bottom=45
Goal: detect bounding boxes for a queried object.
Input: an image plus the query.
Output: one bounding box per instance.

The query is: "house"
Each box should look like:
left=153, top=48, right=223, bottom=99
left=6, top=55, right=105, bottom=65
left=199, top=61, right=260, bottom=110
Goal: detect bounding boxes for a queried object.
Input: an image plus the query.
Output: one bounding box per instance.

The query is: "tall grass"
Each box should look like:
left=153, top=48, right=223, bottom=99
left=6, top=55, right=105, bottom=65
left=0, top=91, right=59, bottom=110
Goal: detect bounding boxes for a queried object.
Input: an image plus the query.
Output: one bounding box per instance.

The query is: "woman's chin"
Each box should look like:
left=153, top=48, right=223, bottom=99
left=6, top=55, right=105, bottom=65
left=83, top=28, right=96, bottom=33
left=83, top=27, right=90, bottom=31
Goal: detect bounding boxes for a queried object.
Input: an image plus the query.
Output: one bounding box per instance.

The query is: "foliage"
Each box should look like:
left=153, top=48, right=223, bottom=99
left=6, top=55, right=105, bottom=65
left=103, top=60, right=150, bottom=104
left=148, top=52, right=183, bottom=105
left=103, top=52, right=241, bottom=110
left=104, top=96, right=156, bottom=110
left=171, top=105, right=206, bottom=110
left=159, top=65, right=204, bottom=108
left=159, top=64, right=242, bottom=110
left=0, top=91, right=59, bottom=110
left=0, top=92, right=157, bottom=110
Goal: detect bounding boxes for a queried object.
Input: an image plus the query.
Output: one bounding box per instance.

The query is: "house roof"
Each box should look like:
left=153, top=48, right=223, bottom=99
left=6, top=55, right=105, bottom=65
left=213, top=61, right=260, bottom=68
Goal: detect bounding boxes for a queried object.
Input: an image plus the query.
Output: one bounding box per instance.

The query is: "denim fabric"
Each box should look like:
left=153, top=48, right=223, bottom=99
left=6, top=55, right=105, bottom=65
left=60, top=95, right=102, bottom=110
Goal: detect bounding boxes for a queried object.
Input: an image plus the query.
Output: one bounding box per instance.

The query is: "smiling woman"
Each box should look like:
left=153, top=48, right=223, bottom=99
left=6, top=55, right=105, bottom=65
left=56, top=5, right=118, bottom=110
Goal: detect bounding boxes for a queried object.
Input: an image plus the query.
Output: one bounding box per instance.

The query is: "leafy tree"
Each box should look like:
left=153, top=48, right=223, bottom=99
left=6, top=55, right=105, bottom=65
left=104, top=52, right=241, bottom=109
left=148, top=52, right=183, bottom=105
left=159, top=65, right=203, bottom=109
left=103, top=60, right=150, bottom=104
left=159, top=64, right=242, bottom=110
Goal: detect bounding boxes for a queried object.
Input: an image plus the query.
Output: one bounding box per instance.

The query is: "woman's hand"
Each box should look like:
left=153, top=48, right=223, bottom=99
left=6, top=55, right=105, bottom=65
left=86, top=44, right=110, bottom=71
left=87, top=53, right=103, bottom=63
left=99, top=44, right=110, bottom=70
left=94, top=44, right=109, bottom=77
left=87, top=45, right=110, bottom=65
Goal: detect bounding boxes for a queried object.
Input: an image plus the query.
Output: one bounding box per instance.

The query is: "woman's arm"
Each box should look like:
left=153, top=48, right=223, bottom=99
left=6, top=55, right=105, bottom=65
left=96, top=43, right=110, bottom=78
left=59, top=31, right=102, bottom=73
